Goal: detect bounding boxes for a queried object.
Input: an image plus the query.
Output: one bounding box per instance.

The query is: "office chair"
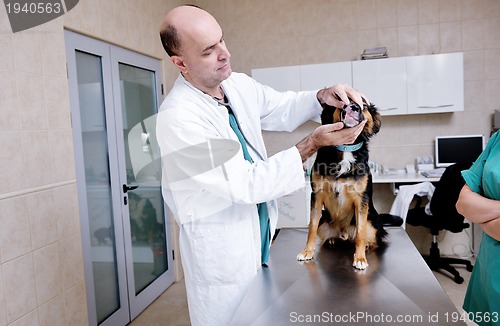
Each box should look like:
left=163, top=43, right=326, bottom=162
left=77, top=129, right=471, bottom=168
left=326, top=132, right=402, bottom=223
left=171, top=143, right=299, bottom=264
left=406, top=162, right=474, bottom=284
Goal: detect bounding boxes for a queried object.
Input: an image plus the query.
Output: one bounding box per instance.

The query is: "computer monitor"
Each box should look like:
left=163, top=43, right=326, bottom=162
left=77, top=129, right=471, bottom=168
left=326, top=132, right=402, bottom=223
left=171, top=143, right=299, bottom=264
left=435, top=134, right=484, bottom=167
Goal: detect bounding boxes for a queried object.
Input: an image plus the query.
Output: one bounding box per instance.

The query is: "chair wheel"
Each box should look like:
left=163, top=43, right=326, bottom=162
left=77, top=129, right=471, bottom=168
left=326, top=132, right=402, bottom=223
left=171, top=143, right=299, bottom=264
left=466, top=264, right=474, bottom=272
left=454, top=276, right=464, bottom=284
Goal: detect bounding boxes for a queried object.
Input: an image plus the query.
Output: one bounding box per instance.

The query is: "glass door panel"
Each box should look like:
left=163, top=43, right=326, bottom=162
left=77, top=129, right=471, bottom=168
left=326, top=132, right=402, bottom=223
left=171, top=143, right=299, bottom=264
left=118, top=63, right=168, bottom=294
left=75, top=50, right=121, bottom=324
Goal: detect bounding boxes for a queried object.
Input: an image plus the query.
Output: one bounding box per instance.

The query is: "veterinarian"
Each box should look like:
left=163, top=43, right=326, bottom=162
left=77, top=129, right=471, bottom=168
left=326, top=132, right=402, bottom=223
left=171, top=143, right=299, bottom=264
left=456, top=130, right=500, bottom=326
left=157, top=5, right=367, bottom=325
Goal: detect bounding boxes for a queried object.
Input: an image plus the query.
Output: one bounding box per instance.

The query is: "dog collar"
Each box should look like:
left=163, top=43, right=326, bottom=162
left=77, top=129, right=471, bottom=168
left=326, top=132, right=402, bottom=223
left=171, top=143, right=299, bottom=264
left=335, top=142, right=363, bottom=152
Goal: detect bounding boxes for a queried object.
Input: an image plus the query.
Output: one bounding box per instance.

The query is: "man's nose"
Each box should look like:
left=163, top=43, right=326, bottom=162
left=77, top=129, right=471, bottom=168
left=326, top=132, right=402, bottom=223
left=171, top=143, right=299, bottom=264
left=219, top=45, right=230, bottom=60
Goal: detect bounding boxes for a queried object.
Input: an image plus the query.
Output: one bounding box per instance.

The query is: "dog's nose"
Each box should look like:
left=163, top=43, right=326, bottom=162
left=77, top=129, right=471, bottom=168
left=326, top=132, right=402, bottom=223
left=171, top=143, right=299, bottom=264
left=350, top=103, right=361, bottom=112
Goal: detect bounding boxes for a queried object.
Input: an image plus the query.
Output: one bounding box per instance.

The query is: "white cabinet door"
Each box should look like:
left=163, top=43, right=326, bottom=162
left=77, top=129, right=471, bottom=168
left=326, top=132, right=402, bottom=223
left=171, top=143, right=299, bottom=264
left=300, top=61, right=352, bottom=91
left=406, top=53, right=464, bottom=114
left=352, top=57, right=407, bottom=116
left=251, top=65, right=301, bottom=92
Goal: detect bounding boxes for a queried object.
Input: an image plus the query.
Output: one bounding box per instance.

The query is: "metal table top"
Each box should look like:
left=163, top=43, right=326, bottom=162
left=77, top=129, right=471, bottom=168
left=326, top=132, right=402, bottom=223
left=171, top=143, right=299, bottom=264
left=231, top=227, right=465, bottom=325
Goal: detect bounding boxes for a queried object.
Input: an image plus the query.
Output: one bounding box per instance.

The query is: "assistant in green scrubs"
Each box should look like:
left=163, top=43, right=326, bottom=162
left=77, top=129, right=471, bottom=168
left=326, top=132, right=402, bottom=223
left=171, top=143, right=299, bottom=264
left=461, top=130, right=500, bottom=326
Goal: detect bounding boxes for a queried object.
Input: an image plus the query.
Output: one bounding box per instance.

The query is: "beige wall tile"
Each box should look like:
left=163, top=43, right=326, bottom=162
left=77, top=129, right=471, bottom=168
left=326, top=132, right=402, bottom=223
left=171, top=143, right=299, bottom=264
left=34, top=243, right=62, bottom=305
left=58, top=234, right=84, bottom=291
left=21, top=131, right=53, bottom=188
left=462, top=20, right=484, bottom=51
left=63, top=283, right=88, bottom=326
left=484, top=48, right=500, bottom=80
left=462, top=0, right=484, bottom=20
left=440, top=21, right=462, bottom=52
left=357, top=0, right=377, bottom=30
left=2, top=254, right=37, bottom=323
left=484, top=17, right=500, bottom=49
left=440, top=0, right=462, bottom=22
left=0, top=196, right=31, bottom=263
left=53, top=184, right=80, bottom=239
left=419, top=0, right=440, bottom=24
left=8, top=309, right=38, bottom=326
left=28, top=190, right=58, bottom=250
left=45, top=76, right=71, bottom=130
left=0, top=72, right=20, bottom=131
left=0, top=1, right=498, bottom=325
left=0, top=34, right=14, bottom=71
left=418, top=24, right=440, bottom=54
left=398, top=0, right=418, bottom=25
left=484, top=0, right=500, bottom=18
left=12, top=32, right=43, bottom=75
left=16, top=72, right=48, bottom=131
left=0, top=266, right=6, bottom=325
left=48, top=129, right=76, bottom=183
left=38, top=295, right=66, bottom=326
left=0, top=131, right=28, bottom=195
left=398, top=25, right=419, bottom=56
left=377, top=28, right=399, bottom=57
left=42, top=32, right=67, bottom=78
left=377, top=0, right=399, bottom=28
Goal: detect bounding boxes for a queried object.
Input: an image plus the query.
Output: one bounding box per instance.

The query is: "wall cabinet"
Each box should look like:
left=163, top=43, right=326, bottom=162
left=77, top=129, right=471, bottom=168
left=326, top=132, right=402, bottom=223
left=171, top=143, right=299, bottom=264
left=352, top=57, right=407, bottom=116
left=406, top=53, right=463, bottom=114
left=300, top=61, right=352, bottom=91
left=251, top=65, right=301, bottom=92
left=252, top=53, right=464, bottom=116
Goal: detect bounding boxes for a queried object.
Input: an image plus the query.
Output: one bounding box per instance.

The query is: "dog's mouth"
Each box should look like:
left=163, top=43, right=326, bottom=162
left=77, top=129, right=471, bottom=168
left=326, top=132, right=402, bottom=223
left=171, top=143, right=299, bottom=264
left=340, top=102, right=364, bottom=128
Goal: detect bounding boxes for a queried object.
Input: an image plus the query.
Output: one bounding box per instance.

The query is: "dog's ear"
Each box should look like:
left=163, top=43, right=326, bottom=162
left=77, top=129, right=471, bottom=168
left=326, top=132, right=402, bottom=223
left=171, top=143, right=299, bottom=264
left=367, top=103, right=381, bottom=135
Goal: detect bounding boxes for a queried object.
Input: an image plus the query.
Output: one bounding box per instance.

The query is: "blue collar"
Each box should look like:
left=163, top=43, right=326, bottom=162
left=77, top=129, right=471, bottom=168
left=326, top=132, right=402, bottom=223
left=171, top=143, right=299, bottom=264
left=335, top=142, right=363, bottom=152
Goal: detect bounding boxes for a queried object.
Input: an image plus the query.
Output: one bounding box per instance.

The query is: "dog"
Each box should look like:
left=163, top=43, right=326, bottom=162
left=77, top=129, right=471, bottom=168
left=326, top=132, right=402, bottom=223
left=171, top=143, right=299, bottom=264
left=297, top=99, right=386, bottom=270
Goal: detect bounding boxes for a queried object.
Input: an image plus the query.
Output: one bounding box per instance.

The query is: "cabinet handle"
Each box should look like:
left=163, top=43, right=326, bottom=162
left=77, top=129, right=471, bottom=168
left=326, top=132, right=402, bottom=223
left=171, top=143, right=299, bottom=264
left=417, top=104, right=454, bottom=109
left=379, top=107, right=398, bottom=111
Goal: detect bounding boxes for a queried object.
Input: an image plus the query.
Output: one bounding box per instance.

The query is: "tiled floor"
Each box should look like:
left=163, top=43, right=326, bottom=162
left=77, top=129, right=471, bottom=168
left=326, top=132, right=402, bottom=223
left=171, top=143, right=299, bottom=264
left=130, top=258, right=476, bottom=326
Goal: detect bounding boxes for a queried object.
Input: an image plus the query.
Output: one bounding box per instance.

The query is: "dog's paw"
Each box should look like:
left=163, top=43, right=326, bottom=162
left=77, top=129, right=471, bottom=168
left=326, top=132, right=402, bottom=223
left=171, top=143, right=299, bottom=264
left=297, top=249, right=315, bottom=261
left=353, top=257, right=369, bottom=270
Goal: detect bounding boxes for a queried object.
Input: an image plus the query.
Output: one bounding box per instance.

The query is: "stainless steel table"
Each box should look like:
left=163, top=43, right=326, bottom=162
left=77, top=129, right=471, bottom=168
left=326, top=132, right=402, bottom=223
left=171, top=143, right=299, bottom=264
left=231, top=228, right=465, bottom=325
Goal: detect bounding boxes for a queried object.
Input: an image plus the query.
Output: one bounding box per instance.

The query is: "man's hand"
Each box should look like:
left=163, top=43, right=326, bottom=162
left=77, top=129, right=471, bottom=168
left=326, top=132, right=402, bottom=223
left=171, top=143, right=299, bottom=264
left=296, top=120, right=366, bottom=162
left=317, top=84, right=369, bottom=108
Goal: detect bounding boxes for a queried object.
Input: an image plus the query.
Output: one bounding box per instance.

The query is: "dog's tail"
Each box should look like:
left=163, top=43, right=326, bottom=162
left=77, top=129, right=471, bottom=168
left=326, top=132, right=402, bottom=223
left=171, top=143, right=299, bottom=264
left=368, top=213, right=398, bottom=246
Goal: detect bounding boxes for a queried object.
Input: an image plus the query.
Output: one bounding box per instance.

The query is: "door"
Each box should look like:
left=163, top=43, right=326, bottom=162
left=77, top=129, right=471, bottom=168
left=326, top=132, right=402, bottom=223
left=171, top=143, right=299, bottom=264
left=65, top=30, right=174, bottom=326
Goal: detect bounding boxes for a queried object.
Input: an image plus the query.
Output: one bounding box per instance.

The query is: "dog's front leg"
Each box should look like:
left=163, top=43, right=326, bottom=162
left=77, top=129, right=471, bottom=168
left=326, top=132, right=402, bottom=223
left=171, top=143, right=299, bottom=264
left=297, top=194, right=323, bottom=261
left=353, top=204, right=369, bottom=270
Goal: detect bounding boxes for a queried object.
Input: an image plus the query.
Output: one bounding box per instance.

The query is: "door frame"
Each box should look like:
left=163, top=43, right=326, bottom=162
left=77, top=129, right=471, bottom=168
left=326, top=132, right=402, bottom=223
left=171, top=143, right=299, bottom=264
left=65, top=30, right=174, bottom=325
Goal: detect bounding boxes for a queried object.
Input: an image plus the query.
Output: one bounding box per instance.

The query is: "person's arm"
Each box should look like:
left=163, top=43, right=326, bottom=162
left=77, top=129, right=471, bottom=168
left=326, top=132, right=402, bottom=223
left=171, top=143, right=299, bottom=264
left=296, top=121, right=366, bottom=162
left=456, top=184, right=500, bottom=240
left=481, top=217, right=500, bottom=241
left=456, top=185, right=500, bottom=223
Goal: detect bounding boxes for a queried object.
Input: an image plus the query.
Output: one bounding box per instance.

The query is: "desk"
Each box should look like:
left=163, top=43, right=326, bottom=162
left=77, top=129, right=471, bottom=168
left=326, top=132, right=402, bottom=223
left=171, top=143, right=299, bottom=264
left=372, top=173, right=440, bottom=184
left=372, top=173, right=440, bottom=195
left=231, top=228, right=465, bottom=326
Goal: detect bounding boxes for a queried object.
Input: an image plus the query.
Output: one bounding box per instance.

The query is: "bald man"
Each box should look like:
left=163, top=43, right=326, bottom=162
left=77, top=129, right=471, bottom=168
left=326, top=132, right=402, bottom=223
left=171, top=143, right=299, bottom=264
left=157, top=5, right=367, bottom=325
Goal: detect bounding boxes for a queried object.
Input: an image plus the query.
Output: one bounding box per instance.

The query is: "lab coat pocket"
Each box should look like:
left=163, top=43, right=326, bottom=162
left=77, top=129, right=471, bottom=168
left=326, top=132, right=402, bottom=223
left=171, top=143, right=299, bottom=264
left=190, top=219, right=256, bottom=286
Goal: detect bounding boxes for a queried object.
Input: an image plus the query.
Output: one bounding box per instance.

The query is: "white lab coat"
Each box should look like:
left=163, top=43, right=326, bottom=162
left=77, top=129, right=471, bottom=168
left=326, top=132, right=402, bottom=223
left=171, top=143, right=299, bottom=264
left=156, top=72, right=322, bottom=325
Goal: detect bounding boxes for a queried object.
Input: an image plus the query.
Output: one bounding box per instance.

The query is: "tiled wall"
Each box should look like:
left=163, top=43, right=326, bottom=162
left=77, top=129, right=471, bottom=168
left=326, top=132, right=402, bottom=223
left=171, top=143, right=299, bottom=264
left=0, top=0, right=181, bottom=325
left=198, top=0, right=500, bottom=212
left=1, top=1, right=499, bottom=324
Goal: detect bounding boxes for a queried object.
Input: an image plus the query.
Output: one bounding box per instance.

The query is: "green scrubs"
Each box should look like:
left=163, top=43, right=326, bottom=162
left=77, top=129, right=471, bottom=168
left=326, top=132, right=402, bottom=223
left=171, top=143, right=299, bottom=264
left=462, top=130, right=500, bottom=326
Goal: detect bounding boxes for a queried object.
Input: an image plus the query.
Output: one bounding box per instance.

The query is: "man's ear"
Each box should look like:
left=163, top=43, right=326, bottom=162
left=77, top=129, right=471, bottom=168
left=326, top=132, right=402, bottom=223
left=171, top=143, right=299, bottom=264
left=171, top=55, right=187, bottom=73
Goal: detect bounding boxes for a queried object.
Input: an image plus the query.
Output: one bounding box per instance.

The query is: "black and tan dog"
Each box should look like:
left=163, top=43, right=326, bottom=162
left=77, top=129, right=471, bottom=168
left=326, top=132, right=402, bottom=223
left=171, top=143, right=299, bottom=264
left=297, top=100, right=386, bottom=269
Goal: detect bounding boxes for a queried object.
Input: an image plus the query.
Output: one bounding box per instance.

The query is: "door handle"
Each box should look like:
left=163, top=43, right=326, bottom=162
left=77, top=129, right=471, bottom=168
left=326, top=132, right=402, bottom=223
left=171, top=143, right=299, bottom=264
left=123, top=184, right=138, bottom=193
